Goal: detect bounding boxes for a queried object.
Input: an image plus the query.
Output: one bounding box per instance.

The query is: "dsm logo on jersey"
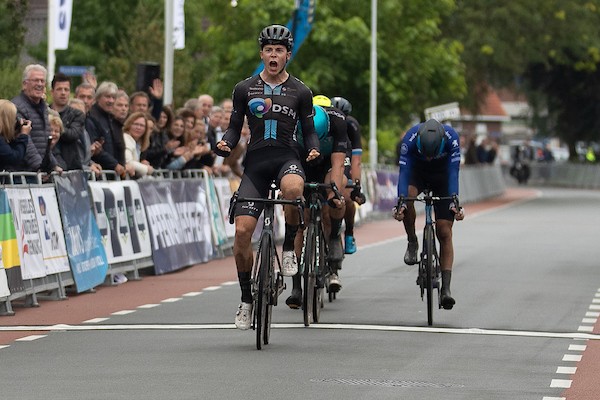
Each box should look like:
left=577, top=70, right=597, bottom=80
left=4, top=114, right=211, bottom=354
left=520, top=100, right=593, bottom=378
left=248, top=98, right=272, bottom=118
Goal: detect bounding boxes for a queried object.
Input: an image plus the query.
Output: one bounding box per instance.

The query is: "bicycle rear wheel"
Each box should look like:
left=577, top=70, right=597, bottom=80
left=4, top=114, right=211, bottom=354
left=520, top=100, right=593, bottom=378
left=303, top=225, right=316, bottom=327
left=256, top=234, right=273, bottom=349
left=424, top=225, right=435, bottom=326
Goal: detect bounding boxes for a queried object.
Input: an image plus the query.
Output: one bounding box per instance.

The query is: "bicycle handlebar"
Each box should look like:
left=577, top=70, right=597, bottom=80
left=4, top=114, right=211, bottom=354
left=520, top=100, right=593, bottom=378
left=228, top=191, right=305, bottom=227
left=395, top=192, right=461, bottom=214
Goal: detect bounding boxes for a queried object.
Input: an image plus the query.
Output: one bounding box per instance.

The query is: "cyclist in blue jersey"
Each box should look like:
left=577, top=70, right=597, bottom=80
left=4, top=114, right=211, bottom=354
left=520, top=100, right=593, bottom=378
left=393, top=119, right=464, bottom=309
left=330, top=96, right=366, bottom=255
left=216, top=25, right=320, bottom=330
left=286, top=95, right=349, bottom=308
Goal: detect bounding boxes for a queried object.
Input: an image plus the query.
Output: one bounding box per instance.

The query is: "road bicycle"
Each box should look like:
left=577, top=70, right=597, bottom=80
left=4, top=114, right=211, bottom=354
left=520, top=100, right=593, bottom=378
left=300, top=181, right=343, bottom=326
left=396, top=191, right=460, bottom=326
left=228, top=182, right=304, bottom=350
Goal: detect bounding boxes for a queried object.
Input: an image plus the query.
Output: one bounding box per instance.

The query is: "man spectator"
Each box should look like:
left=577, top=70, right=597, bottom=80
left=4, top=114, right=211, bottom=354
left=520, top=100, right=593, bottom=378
left=85, top=81, right=126, bottom=178
left=113, top=90, right=130, bottom=123
left=11, top=64, right=59, bottom=173
left=197, top=94, right=214, bottom=125
left=129, top=78, right=163, bottom=121
left=49, top=72, right=86, bottom=170
left=75, top=82, right=96, bottom=113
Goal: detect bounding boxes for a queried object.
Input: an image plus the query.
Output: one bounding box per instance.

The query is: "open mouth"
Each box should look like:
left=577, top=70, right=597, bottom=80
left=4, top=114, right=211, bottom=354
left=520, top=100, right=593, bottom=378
left=269, top=61, right=278, bottom=69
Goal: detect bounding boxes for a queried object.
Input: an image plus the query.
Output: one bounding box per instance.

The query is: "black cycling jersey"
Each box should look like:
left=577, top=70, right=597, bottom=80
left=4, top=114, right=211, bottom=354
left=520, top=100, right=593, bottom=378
left=345, top=115, right=362, bottom=156
left=222, top=74, right=319, bottom=156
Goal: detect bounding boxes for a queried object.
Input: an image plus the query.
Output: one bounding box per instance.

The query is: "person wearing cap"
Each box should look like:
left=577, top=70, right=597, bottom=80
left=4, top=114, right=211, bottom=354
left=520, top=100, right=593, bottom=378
left=215, top=24, right=320, bottom=330
left=393, top=119, right=464, bottom=309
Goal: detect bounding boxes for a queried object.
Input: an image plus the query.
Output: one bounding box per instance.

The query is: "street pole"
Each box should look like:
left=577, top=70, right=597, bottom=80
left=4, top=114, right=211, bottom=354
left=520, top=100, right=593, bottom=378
left=164, top=0, right=175, bottom=105
left=369, top=0, right=378, bottom=170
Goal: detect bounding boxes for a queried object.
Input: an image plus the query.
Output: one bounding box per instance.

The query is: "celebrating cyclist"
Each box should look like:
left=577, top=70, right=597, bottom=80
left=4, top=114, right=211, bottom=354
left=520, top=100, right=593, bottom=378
left=393, top=119, right=464, bottom=309
left=216, top=24, right=320, bottom=330
left=330, top=96, right=366, bottom=255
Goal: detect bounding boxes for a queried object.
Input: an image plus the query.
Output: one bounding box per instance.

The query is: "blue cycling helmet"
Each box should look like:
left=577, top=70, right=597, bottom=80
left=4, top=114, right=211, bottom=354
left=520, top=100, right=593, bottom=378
left=313, top=105, right=330, bottom=140
left=416, top=119, right=446, bottom=158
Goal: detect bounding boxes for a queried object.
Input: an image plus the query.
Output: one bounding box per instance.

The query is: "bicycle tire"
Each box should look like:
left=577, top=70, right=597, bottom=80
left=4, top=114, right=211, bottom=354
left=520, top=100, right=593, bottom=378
left=424, top=225, right=435, bottom=326
left=256, top=234, right=272, bottom=349
left=303, top=225, right=316, bottom=327
left=313, top=227, right=326, bottom=323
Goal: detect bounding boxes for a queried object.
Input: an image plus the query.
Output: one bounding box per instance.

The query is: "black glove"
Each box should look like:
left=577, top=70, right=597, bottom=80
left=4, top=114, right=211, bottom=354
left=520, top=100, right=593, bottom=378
left=214, top=140, right=233, bottom=157
left=350, top=184, right=366, bottom=205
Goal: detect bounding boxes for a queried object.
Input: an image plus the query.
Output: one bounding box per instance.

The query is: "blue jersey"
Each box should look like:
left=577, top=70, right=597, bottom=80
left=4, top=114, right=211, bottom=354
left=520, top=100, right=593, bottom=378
left=397, top=123, right=461, bottom=197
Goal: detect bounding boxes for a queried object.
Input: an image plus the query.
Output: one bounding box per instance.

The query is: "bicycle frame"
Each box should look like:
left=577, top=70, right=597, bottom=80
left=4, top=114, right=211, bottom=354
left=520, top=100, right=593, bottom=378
left=228, top=182, right=304, bottom=349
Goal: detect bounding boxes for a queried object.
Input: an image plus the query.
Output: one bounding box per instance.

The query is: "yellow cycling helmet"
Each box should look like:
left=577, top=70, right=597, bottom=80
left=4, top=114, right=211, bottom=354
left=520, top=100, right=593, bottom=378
left=313, top=95, right=332, bottom=107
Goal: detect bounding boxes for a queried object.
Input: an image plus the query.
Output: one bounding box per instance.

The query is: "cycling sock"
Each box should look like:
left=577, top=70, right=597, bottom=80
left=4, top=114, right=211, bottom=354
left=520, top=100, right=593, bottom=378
left=238, top=271, right=252, bottom=303
left=345, top=223, right=354, bottom=237
left=329, top=218, right=342, bottom=240
left=441, top=270, right=452, bottom=291
left=283, top=223, right=298, bottom=251
left=291, top=273, right=301, bottom=291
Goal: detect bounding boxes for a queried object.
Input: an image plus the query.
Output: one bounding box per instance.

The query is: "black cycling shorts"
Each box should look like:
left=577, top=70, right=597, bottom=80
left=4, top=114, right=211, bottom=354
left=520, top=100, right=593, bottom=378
left=235, top=147, right=306, bottom=218
left=409, top=168, right=454, bottom=221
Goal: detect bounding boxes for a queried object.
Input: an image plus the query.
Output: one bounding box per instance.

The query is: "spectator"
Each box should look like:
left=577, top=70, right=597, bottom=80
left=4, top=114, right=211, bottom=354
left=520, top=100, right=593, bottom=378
left=86, top=81, right=126, bottom=178
left=49, top=72, right=86, bottom=170
left=113, top=90, right=130, bottom=124
left=164, top=116, right=192, bottom=170
left=197, top=94, right=214, bottom=125
left=123, top=112, right=153, bottom=178
left=220, top=98, right=233, bottom=114
left=0, top=99, right=31, bottom=172
left=463, top=134, right=479, bottom=165
left=48, top=111, right=67, bottom=170
left=68, top=98, right=102, bottom=176
left=11, top=64, right=59, bottom=173
left=142, top=106, right=176, bottom=169
left=75, top=82, right=95, bottom=113
left=129, top=79, right=163, bottom=121
left=183, top=98, right=202, bottom=121
left=177, top=107, right=196, bottom=134
left=182, top=117, right=212, bottom=171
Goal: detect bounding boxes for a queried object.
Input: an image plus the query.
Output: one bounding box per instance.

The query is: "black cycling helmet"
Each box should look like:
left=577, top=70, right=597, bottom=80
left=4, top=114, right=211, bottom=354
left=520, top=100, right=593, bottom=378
left=330, top=96, right=352, bottom=115
left=416, top=119, right=446, bottom=158
left=258, top=24, right=294, bottom=51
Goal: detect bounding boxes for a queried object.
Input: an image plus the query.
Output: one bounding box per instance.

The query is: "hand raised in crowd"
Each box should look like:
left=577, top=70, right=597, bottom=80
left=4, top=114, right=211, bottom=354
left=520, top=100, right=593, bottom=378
left=173, top=146, right=186, bottom=157
left=82, top=71, right=97, bottom=89
left=165, top=139, right=180, bottom=152
left=149, top=79, right=164, bottom=99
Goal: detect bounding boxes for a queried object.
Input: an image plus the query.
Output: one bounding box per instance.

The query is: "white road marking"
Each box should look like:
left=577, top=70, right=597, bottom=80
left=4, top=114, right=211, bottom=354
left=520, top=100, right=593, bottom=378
left=222, top=281, right=238, bottom=286
left=556, top=366, right=577, bottom=374
left=0, top=345, right=10, bottom=350
left=15, top=335, right=47, bottom=341
left=568, top=344, right=586, bottom=351
left=562, top=354, right=582, bottom=362
left=137, top=304, right=160, bottom=309
left=585, top=311, right=600, bottom=317
left=581, top=318, right=597, bottom=324
left=592, top=298, right=600, bottom=304
left=550, top=379, right=571, bottom=388
left=1, top=323, right=600, bottom=340
left=161, top=298, right=182, bottom=303
left=183, top=292, right=202, bottom=297
left=542, top=397, right=565, bottom=400
left=111, top=310, right=136, bottom=316
left=83, top=317, right=109, bottom=323
left=203, top=286, right=221, bottom=291
left=577, top=325, right=594, bottom=332
left=589, top=305, right=600, bottom=310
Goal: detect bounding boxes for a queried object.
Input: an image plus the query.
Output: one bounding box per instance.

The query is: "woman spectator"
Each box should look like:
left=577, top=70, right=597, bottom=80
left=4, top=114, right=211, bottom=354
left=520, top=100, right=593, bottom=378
left=142, top=106, right=175, bottom=169
left=183, top=117, right=212, bottom=171
left=164, top=116, right=192, bottom=170
left=0, top=99, right=31, bottom=172
left=123, top=112, right=153, bottom=178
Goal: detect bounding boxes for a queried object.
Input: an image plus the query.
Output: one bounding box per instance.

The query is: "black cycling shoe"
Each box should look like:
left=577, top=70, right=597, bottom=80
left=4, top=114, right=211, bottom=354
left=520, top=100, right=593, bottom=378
left=440, top=287, right=455, bottom=310
left=404, top=241, right=418, bottom=265
left=285, top=288, right=302, bottom=309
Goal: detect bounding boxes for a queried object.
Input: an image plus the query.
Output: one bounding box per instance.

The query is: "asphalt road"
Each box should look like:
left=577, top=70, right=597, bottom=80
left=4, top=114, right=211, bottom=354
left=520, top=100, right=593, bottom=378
left=1, top=187, right=599, bottom=400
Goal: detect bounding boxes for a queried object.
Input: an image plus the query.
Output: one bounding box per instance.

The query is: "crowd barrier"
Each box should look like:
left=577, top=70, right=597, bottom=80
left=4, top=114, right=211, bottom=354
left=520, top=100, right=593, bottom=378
left=501, top=162, right=600, bottom=190
left=0, top=164, right=506, bottom=316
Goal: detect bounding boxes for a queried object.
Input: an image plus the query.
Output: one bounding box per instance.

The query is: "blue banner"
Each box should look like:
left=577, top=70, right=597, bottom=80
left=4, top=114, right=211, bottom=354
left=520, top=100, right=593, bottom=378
left=253, top=0, right=316, bottom=75
left=54, top=171, right=109, bottom=292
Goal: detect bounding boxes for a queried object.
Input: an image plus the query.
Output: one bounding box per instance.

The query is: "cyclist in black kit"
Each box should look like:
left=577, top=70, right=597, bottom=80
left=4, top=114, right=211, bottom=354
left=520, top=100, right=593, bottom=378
left=216, top=24, right=320, bottom=330
left=330, top=96, right=366, bottom=255
left=286, top=95, right=349, bottom=309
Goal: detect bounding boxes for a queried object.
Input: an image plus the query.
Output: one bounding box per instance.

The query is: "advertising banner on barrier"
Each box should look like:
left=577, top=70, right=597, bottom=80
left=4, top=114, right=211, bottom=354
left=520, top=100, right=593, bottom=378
left=88, top=181, right=152, bottom=263
left=4, top=188, right=46, bottom=279
left=54, top=172, right=108, bottom=292
left=212, top=177, right=235, bottom=240
left=29, top=187, right=71, bottom=275
left=371, top=170, right=399, bottom=212
left=0, top=190, right=21, bottom=294
left=138, top=179, right=212, bottom=274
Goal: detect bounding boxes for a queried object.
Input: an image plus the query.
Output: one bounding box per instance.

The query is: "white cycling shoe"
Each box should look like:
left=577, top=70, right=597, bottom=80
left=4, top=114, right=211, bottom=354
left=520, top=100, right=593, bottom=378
left=281, top=250, right=298, bottom=276
left=235, top=302, right=253, bottom=330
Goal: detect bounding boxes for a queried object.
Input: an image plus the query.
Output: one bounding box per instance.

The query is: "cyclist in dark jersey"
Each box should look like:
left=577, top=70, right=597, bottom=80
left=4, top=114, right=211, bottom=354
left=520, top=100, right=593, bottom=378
left=330, top=96, right=366, bottom=255
left=216, top=24, right=320, bottom=330
left=285, top=95, right=349, bottom=308
left=393, top=119, right=464, bottom=309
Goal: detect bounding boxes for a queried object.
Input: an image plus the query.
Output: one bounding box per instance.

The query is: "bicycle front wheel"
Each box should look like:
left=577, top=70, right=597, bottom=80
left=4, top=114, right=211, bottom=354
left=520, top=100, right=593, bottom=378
left=303, top=225, right=316, bottom=327
left=313, top=226, right=326, bottom=323
left=256, top=234, right=273, bottom=349
left=424, top=225, right=435, bottom=326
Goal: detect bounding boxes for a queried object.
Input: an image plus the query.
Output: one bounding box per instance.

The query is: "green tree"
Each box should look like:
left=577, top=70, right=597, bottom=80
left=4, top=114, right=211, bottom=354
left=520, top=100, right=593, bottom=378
left=0, top=0, right=28, bottom=98
left=445, top=0, right=600, bottom=159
